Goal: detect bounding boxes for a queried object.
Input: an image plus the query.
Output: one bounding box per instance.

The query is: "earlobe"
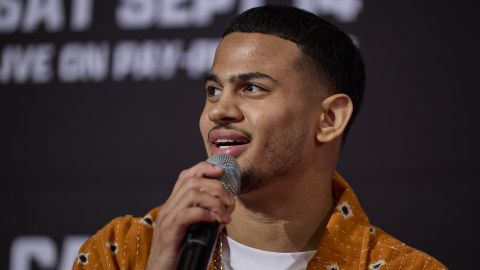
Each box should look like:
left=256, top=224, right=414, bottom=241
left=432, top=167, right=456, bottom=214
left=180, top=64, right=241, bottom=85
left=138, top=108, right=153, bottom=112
left=315, top=94, right=353, bottom=143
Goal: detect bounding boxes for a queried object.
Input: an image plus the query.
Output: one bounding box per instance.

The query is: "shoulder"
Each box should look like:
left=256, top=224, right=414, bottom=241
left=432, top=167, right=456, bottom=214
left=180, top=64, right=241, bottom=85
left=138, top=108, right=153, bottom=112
left=73, top=207, right=160, bottom=269
left=368, top=226, right=447, bottom=270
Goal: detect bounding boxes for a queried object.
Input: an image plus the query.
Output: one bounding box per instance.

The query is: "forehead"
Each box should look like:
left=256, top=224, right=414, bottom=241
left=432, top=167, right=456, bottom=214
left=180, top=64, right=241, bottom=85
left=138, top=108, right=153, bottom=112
left=210, top=32, right=303, bottom=79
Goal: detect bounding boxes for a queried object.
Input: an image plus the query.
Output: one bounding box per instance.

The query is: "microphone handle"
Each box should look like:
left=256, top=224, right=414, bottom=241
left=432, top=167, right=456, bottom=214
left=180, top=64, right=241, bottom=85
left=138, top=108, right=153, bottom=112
left=176, top=221, right=220, bottom=270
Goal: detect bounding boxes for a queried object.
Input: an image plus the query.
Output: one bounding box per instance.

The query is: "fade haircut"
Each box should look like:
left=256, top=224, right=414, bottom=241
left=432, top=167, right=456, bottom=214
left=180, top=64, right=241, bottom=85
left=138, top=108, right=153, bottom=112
left=223, top=5, right=366, bottom=139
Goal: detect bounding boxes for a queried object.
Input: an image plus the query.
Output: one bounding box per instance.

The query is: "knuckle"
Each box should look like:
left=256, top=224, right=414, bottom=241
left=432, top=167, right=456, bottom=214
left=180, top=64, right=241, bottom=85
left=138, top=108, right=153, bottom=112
left=183, top=176, right=198, bottom=188
left=211, top=200, right=226, bottom=211
left=211, top=182, right=227, bottom=195
left=187, top=178, right=203, bottom=190
left=212, top=180, right=225, bottom=188
left=172, top=208, right=191, bottom=223
left=176, top=208, right=212, bottom=224
left=185, top=188, right=199, bottom=198
left=178, top=169, right=190, bottom=180
left=192, top=165, right=208, bottom=177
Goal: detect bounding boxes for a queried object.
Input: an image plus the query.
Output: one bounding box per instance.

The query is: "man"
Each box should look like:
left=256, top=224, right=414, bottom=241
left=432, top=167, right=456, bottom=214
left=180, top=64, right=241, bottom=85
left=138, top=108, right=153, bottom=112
left=74, top=5, right=446, bottom=270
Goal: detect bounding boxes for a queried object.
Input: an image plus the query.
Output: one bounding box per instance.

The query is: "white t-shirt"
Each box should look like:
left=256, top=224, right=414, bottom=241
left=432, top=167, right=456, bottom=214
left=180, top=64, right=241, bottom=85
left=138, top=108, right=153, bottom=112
left=221, top=235, right=316, bottom=270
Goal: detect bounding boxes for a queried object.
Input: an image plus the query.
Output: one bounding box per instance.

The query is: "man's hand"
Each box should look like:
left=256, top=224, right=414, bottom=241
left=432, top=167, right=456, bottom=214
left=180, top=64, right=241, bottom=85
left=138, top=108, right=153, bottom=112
left=146, top=162, right=236, bottom=270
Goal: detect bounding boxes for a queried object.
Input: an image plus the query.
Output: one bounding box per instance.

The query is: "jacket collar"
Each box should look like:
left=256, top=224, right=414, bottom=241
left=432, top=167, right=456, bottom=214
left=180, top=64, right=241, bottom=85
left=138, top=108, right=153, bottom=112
left=307, top=171, right=372, bottom=269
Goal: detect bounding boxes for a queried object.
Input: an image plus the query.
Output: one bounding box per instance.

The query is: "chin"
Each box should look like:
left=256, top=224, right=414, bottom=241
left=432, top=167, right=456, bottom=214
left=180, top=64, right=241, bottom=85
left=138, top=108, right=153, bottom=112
left=238, top=167, right=273, bottom=195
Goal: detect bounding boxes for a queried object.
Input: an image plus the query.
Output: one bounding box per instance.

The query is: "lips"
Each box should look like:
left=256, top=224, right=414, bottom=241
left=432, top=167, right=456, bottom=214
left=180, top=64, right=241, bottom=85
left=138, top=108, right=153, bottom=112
left=208, top=128, right=251, bottom=157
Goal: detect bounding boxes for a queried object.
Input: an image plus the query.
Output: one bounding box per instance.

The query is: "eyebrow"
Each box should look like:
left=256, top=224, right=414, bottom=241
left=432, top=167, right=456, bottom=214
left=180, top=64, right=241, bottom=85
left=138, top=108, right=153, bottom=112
left=204, top=72, right=279, bottom=85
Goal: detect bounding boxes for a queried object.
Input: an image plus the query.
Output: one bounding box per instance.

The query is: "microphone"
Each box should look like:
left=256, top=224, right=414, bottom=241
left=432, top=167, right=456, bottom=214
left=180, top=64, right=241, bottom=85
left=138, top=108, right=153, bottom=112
left=176, top=154, right=241, bottom=270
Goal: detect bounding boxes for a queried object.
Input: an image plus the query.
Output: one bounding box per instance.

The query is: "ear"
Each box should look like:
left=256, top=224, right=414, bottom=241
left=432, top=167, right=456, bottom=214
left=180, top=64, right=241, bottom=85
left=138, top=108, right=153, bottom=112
left=316, top=94, right=353, bottom=143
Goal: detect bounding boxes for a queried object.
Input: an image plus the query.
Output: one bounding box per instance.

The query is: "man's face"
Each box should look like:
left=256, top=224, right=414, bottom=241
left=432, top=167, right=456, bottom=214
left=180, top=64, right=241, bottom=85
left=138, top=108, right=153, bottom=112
left=199, top=33, right=321, bottom=193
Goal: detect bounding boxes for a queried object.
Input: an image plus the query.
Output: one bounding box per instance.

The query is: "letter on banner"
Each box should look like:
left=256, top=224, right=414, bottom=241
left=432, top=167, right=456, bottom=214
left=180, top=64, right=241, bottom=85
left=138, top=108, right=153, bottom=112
left=58, top=42, right=110, bottom=83
left=9, top=236, right=57, bottom=270
left=293, top=0, right=363, bottom=23
left=238, top=0, right=266, bottom=13
left=22, top=0, right=65, bottom=32
left=0, top=0, right=22, bottom=33
left=116, top=0, right=155, bottom=29
left=70, top=0, right=94, bottom=31
left=157, top=0, right=190, bottom=27
left=57, top=235, right=90, bottom=270
left=0, top=44, right=54, bottom=84
left=112, top=40, right=184, bottom=81
left=183, top=38, right=219, bottom=79
left=192, top=0, right=235, bottom=26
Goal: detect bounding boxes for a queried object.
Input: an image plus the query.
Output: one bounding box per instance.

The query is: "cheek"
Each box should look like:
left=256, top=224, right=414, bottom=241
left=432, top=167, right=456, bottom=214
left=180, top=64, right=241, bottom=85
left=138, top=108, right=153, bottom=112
left=248, top=105, right=298, bottom=134
left=246, top=99, right=314, bottom=150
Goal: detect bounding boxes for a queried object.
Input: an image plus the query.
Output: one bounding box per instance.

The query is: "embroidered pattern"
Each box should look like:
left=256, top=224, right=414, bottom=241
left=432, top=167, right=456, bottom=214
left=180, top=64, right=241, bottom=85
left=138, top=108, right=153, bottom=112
left=106, top=242, right=118, bottom=254
left=369, top=260, right=385, bottom=270
left=337, top=201, right=353, bottom=219
left=141, top=214, right=154, bottom=227
left=76, top=252, right=89, bottom=265
left=326, top=263, right=340, bottom=270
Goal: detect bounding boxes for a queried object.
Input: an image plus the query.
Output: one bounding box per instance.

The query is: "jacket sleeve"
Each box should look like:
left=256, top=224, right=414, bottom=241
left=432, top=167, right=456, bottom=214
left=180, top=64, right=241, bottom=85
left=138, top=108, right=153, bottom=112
left=384, top=251, right=448, bottom=270
left=73, top=209, right=159, bottom=270
left=369, top=227, right=448, bottom=270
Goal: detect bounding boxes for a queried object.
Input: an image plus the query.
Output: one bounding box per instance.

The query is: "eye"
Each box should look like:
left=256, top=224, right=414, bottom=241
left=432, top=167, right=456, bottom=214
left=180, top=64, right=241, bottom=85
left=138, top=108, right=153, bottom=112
left=206, top=85, right=222, bottom=97
left=245, top=83, right=264, bottom=93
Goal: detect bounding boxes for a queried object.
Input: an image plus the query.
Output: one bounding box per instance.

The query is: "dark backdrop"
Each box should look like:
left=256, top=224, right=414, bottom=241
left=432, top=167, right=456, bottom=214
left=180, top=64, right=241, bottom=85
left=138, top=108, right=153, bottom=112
left=1, top=0, right=479, bottom=269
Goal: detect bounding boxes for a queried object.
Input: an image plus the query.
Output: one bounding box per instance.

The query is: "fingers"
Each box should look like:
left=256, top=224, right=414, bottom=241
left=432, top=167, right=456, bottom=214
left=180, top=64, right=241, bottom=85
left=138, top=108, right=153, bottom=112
left=168, top=161, right=233, bottom=210
left=171, top=207, right=226, bottom=230
left=155, top=160, right=235, bottom=238
left=170, top=187, right=233, bottom=223
left=171, top=177, right=233, bottom=207
left=146, top=207, right=219, bottom=270
left=147, top=161, right=236, bottom=270
left=172, top=162, right=224, bottom=193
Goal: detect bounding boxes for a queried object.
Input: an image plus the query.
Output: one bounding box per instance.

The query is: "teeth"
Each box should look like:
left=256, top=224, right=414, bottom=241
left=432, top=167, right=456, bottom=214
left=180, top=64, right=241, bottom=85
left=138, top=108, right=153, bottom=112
left=214, top=138, right=248, bottom=148
left=216, top=139, right=235, bottom=143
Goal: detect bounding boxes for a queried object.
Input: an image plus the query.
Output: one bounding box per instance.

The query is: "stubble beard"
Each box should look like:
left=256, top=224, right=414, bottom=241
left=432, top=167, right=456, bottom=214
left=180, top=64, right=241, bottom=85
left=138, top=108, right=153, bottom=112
left=238, top=122, right=308, bottom=194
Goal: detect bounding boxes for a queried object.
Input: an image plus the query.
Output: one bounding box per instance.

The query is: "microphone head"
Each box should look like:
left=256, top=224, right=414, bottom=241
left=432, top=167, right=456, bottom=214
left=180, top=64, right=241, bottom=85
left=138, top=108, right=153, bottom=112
left=206, top=154, right=241, bottom=195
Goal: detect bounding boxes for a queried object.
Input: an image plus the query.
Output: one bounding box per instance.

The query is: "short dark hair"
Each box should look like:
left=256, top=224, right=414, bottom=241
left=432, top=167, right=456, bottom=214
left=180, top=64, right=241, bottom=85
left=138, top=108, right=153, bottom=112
left=223, top=5, right=366, bottom=139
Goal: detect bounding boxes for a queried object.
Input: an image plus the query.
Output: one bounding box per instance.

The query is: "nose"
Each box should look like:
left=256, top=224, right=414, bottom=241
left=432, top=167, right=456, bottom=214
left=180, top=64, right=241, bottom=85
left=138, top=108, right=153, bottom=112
left=208, top=92, right=243, bottom=125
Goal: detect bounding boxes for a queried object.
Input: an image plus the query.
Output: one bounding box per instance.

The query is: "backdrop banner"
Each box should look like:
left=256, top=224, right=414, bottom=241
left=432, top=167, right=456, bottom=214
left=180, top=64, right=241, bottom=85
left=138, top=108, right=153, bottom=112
left=2, top=0, right=479, bottom=269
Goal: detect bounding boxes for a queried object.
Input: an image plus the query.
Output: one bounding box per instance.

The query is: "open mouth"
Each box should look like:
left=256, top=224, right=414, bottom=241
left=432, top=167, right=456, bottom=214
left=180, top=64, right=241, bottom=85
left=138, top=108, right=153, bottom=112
left=214, top=139, right=249, bottom=149
left=208, top=128, right=252, bottom=156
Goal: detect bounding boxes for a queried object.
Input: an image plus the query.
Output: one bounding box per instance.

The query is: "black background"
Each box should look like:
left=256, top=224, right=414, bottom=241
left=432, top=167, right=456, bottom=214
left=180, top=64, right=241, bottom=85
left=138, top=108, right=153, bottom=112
left=1, top=0, right=479, bottom=269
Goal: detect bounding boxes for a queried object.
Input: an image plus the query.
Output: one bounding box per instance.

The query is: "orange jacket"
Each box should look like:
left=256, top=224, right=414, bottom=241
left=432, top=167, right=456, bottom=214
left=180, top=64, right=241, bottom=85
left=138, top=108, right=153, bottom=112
left=74, top=172, right=446, bottom=270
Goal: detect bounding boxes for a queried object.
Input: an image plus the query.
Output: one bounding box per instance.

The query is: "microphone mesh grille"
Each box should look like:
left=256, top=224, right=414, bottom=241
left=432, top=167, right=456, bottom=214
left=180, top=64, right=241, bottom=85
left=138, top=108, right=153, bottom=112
left=206, top=154, right=241, bottom=195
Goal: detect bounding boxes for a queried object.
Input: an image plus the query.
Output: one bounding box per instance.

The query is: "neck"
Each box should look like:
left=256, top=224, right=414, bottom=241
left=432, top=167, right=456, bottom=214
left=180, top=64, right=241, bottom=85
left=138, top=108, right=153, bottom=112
left=226, top=168, right=334, bottom=252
